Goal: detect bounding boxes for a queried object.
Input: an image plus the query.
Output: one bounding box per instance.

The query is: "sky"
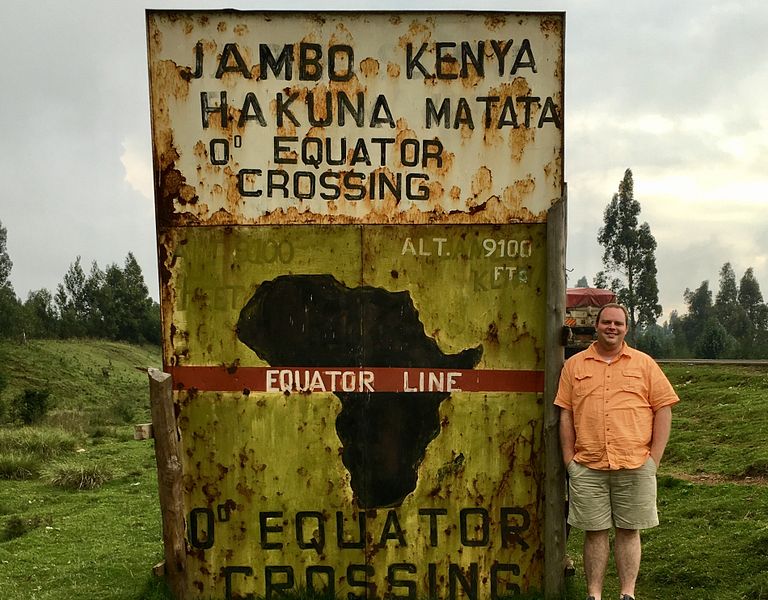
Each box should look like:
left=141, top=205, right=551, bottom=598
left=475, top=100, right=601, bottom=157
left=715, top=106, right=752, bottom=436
left=1, top=0, right=766, bottom=322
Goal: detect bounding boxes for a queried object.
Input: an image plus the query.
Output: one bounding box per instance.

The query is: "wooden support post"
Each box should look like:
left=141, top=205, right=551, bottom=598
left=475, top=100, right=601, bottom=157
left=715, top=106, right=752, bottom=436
left=148, top=367, right=188, bottom=600
left=544, top=194, right=567, bottom=598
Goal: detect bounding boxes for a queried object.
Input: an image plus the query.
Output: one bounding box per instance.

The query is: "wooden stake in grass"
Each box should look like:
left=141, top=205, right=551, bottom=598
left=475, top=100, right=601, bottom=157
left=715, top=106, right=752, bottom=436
left=148, top=367, right=188, bottom=600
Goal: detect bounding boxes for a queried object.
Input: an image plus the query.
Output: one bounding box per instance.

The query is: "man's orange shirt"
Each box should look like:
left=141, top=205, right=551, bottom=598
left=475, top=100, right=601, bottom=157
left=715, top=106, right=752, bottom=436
left=554, top=342, right=679, bottom=470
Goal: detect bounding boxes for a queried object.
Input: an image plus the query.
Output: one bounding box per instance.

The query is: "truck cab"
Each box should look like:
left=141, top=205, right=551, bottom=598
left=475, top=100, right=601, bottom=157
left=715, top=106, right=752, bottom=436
left=564, top=287, right=617, bottom=358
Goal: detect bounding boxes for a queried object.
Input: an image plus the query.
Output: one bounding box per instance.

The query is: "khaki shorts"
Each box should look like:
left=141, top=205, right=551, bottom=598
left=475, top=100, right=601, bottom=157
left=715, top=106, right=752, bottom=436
left=567, top=458, right=659, bottom=531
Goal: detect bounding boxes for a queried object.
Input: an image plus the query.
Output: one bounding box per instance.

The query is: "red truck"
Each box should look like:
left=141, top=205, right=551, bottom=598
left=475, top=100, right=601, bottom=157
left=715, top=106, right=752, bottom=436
left=564, top=287, right=617, bottom=358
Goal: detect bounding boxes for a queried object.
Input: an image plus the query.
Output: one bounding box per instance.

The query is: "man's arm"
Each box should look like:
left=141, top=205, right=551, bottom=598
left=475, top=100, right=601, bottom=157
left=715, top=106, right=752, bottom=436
left=559, top=407, right=576, bottom=465
left=649, top=405, right=672, bottom=466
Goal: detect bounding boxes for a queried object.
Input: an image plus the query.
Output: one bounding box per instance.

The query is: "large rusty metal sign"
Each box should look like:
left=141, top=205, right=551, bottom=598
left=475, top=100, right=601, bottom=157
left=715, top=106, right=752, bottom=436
left=147, top=10, right=563, bottom=599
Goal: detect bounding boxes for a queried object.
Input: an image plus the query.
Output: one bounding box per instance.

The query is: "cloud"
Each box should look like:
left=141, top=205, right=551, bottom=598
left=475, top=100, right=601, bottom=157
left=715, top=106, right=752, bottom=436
left=564, top=1, right=768, bottom=144
left=2, top=0, right=767, bottom=316
left=120, top=135, right=154, bottom=201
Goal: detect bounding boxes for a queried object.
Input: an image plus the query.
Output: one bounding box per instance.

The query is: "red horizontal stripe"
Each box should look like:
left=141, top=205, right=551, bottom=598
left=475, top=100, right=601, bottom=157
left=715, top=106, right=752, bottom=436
left=165, top=366, right=544, bottom=394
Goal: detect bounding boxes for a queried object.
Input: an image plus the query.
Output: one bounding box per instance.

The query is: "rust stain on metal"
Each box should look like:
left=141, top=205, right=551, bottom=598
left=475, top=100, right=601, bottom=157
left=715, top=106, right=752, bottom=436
left=471, top=166, right=493, bottom=200
left=330, top=22, right=354, bottom=45
left=540, top=16, right=563, bottom=36
left=360, top=57, right=380, bottom=78
left=149, top=11, right=562, bottom=226
left=485, top=15, right=507, bottom=30
left=149, top=11, right=561, bottom=598
left=486, top=322, right=500, bottom=345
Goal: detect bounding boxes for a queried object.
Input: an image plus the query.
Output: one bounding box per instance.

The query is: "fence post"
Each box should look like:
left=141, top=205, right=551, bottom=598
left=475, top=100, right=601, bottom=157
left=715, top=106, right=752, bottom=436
left=148, top=367, right=187, bottom=600
left=544, top=194, right=567, bottom=597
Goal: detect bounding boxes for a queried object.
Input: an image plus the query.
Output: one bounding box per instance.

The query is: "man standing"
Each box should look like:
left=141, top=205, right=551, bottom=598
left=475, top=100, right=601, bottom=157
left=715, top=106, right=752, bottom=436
left=555, top=303, right=679, bottom=600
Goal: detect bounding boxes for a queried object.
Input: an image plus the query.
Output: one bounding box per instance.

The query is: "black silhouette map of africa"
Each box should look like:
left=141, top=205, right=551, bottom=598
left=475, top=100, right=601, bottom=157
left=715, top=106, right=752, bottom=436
left=236, top=274, right=483, bottom=508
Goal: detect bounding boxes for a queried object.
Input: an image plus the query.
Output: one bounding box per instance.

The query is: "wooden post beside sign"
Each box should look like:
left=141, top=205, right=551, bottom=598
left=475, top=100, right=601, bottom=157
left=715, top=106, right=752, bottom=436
left=148, top=368, right=188, bottom=600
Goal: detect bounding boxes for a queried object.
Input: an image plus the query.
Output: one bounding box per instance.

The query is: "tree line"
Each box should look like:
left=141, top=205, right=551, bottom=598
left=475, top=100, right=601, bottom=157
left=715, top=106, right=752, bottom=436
left=580, top=168, right=768, bottom=359
left=0, top=220, right=160, bottom=345
left=3, top=169, right=767, bottom=359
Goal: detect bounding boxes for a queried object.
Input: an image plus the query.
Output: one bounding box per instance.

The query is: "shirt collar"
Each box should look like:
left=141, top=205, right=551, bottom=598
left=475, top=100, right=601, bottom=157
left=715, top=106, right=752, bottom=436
left=585, top=341, right=631, bottom=362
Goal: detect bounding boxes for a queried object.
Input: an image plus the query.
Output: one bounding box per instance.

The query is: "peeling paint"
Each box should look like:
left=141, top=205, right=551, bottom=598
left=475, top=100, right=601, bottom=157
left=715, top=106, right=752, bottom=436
left=148, top=10, right=562, bottom=599
left=147, top=11, right=563, bottom=227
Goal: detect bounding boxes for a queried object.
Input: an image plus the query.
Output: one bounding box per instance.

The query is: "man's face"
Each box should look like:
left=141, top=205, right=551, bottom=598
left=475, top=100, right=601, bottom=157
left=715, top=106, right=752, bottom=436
left=596, top=307, right=628, bottom=352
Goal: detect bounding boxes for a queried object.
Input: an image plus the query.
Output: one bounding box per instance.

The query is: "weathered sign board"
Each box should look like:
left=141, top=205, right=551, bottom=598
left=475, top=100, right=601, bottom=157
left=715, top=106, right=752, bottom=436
left=147, top=10, right=564, bottom=599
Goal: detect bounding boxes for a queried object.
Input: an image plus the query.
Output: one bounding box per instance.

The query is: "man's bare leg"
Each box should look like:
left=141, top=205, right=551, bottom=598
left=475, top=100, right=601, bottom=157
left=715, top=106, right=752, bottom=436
left=615, top=527, right=641, bottom=598
left=584, top=529, right=610, bottom=599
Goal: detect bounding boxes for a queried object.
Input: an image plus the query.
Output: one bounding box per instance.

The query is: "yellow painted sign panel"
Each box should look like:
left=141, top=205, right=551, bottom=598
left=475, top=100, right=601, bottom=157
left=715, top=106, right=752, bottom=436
left=162, top=224, right=546, bottom=597
left=147, top=10, right=563, bottom=599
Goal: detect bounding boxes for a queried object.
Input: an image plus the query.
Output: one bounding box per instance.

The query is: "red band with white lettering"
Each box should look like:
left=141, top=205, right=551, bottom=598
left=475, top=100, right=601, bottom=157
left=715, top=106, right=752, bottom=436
left=165, top=366, right=544, bottom=394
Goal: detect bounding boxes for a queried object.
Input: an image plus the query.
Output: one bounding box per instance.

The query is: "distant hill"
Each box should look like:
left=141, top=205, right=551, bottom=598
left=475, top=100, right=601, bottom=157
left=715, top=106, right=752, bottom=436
left=0, top=339, right=161, bottom=426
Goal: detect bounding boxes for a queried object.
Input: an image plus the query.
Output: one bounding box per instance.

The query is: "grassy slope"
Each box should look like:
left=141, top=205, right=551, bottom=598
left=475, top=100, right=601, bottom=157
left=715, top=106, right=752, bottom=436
left=662, top=364, right=768, bottom=479
left=0, top=339, right=165, bottom=600
left=1, top=341, right=767, bottom=599
left=567, top=363, right=768, bottom=600
left=1, top=339, right=161, bottom=426
left=647, top=364, right=768, bottom=599
left=0, top=441, right=164, bottom=600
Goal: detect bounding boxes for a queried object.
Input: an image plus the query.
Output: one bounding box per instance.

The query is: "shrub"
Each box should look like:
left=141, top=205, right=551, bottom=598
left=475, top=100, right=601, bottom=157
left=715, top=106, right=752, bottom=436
left=744, top=572, right=768, bottom=600
left=0, top=514, right=48, bottom=542
left=0, top=453, right=41, bottom=480
left=109, top=394, right=137, bottom=424
left=137, top=576, right=173, bottom=600
left=1, top=516, right=31, bottom=542
left=89, top=425, right=134, bottom=442
left=0, top=427, right=78, bottom=460
left=11, top=388, right=51, bottom=425
left=743, top=459, right=768, bottom=478
left=45, top=460, right=113, bottom=490
left=0, top=370, right=8, bottom=422
left=44, top=408, right=89, bottom=435
left=89, top=395, right=139, bottom=426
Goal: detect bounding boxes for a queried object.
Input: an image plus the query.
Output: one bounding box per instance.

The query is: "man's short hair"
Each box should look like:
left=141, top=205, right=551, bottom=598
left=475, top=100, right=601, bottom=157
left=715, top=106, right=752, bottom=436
left=596, top=302, right=630, bottom=327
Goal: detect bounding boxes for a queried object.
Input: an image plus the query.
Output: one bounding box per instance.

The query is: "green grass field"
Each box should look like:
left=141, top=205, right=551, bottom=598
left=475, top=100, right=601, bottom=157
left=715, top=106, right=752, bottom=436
left=1, top=341, right=767, bottom=599
left=566, top=364, right=768, bottom=600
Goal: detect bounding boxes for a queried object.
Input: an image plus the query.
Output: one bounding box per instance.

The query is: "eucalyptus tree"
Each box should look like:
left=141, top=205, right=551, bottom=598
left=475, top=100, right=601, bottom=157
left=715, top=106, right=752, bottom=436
left=597, top=169, right=661, bottom=339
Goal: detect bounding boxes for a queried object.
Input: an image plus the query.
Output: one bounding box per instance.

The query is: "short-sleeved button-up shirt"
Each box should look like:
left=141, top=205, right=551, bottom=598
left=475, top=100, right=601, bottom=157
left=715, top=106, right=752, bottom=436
left=554, top=342, right=679, bottom=470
